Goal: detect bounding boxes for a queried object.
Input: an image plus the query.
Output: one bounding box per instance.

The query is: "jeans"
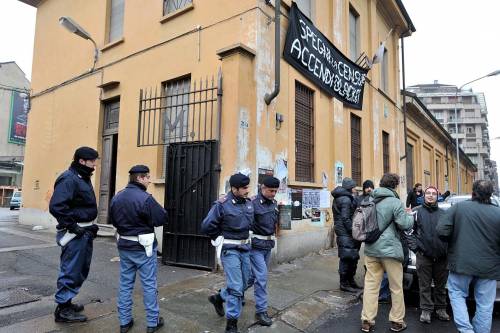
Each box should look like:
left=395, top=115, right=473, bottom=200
left=220, top=249, right=251, bottom=320
left=361, top=256, right=405, bottom=324
left=247, top=248, right=271, bottom=314
left=447, top=272, right=496, bottom=333
left=55, top=231, right=93, bottom=304
left=379, top=273, right=390, bottom=300
left=117, top=247, right=159, bottom=327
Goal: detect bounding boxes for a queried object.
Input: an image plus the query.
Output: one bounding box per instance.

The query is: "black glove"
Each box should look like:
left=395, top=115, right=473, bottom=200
left=87, top=224, right=99, bottom=239
left=67, top=224, right=86, bottom=238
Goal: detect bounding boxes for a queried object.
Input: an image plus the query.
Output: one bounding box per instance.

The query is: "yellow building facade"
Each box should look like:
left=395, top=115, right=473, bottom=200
left=20, top=0, right=474, bottom=268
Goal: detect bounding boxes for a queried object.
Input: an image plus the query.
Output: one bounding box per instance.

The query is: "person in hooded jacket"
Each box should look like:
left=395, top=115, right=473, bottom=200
left=332, top=178, right=361, bottom=293
left=407, top=186, right=450, bottom=324
left=49, top=147, right=100, bottom=323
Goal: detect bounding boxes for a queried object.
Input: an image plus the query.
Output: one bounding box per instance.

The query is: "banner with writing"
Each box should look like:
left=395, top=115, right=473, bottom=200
left=283, top=3, right=368, bottom=110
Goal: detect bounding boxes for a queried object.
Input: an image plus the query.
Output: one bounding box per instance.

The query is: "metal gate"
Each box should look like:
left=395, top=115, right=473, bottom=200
left=137, top=70, right=222, bottom=270
left=163, top=141, right=219, bottom=269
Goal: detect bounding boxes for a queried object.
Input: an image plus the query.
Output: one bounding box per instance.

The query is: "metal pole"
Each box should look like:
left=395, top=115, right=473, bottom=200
left=264, top=0, right=281, bottom=105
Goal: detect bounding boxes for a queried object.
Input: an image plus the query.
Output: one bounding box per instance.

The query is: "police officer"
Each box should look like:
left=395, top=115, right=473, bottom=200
left=247, top=176, right=280, bottom=326
left=202, top=173, right=253, bottom=333
left=49, top=146, right=100, bottom=323
left=109, top=165, right=167, bottom=333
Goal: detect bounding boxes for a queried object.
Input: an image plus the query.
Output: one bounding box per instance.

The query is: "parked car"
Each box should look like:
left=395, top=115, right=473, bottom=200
left=9, top=191, right=22, bottom=210
left=404, top=194, right=500, bottom=303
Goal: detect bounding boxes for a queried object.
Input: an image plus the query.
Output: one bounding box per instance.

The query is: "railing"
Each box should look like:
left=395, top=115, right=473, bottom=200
left=137, top=71, right=222, bottom=147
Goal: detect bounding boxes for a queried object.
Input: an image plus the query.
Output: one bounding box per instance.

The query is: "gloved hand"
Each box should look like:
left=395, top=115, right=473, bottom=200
left=67, top=224, right=86, bottom=238
left=87, top=224, right=99, bottom=239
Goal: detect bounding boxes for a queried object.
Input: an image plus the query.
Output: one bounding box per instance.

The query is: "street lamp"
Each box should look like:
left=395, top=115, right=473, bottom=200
left=454, top=70, right=500, bottom=194
left=59, top=16, right=99, bottom=71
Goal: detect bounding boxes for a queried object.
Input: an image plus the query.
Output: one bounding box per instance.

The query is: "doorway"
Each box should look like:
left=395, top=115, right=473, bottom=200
left=98, top=99, right=120, bottom=224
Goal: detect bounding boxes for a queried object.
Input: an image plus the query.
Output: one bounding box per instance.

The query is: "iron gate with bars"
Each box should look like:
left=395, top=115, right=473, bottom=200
left=138, top=71, right=222, bottom=270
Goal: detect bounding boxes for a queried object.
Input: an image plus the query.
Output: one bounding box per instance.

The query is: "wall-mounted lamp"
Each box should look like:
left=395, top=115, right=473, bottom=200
left=59, top=16, right=99, bottom=72
left=276, top=113, right=284, bottom=130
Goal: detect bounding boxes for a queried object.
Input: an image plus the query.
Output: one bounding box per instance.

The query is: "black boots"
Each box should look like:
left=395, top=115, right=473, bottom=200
left=255, top=312, right=273, bottom=326
left=208, top=293, right=225, bottom=317
left=340, top=276, right=358, bottom=293
left=146, top=316, right=164, bottom=333
left=225, top=318, right=239, bottom=333
left=349, top=278, right=363, bottom=290
left=120, top=319, right=134, bottom=333
left=54, top=303, right=87, bottom=323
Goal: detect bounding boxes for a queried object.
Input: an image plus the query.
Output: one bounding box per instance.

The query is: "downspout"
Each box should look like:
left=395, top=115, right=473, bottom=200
left=400, top=33, right=409, bottom=191
left=445, top=144, right=449, bottom=191
left=264, top=0, right=280, bottom=105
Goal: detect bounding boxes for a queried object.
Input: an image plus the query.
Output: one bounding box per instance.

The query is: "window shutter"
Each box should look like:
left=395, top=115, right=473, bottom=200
left=295, top=81, right=314, bottom=182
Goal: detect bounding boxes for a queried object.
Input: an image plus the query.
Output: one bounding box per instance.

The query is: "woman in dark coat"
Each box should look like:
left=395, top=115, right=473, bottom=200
left=332, top=178, right=361, bottom=293
left=406, top=183, right=423, bottom=208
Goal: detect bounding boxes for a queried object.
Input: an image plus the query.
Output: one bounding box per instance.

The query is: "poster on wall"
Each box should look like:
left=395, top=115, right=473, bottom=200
left=291, top=189, right=303, bottom=220
left=283, top=3, right=368, bottom=110
left=302, top=189, right=321, bottom=222
left=9, top=91, right=27, bottom=144
left=335, top=161, right=344, bottom=186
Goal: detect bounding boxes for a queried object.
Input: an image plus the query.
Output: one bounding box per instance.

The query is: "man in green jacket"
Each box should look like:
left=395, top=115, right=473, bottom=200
left=437, top=180, right=500, bottom=333
left=361, top=173, right=414, bottom=332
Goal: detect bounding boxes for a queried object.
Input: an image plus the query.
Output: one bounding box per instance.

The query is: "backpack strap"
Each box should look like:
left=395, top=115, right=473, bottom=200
left=373, top=196, right=393, bottom=234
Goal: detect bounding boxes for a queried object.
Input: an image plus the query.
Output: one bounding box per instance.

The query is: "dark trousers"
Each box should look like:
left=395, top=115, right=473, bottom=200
left=339, top=258, right=358, bottom=283
left=416, top=253, right=448, bottom=311
left=55, top=231, right=93, bottom=304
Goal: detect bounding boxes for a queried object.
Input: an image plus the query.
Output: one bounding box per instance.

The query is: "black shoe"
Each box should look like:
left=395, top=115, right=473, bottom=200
left=54, top=305, right=88, bottom=323
left=120, top=319, right=134, bottom=333
left=146, top=316, right=164, bottom=333
left=255, top=312, right=272, bottom=326
left=208, top=293, right=225, bottom=317
left=69, top=302, right=84, bottom=312
left=340, top=283, right=358, bottom=293
left=225, top=318, right=239, bottom=333
left=349, top=279, right=363, bottom=290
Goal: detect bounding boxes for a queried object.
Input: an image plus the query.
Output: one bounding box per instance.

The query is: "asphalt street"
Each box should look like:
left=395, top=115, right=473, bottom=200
left=0, top=208, right=205, bottom=328
left=311, top=291, right=500, bottom=333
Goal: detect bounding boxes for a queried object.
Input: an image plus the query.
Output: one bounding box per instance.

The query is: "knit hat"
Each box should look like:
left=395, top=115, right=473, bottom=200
left=342, top=177, right=356, bottom=190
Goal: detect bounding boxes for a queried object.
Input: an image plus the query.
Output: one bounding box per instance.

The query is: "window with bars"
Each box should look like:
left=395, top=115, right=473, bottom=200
left=295, top=81, right=314, bottom=183
left=163, top=0, right=192, bottom=15
left=161, top=76, right=191, bottom=178
left=108, top=0, right=124, bottom=43
left=382, top=131, right=390, bottom=173
left=350, top=114, right=362, bottom=185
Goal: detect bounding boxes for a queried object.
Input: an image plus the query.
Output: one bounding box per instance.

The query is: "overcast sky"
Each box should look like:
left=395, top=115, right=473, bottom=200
left=0, top=0, right=499, bottom=169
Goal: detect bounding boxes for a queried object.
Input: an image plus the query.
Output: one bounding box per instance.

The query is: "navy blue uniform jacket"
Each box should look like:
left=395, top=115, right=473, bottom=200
left=110, top=182, right=167, bottom=251
left=251, top=192, right=279, bottom=250
left=49, top=167, right=98, bottom=230
left=201, top=191, right=254, bottom=251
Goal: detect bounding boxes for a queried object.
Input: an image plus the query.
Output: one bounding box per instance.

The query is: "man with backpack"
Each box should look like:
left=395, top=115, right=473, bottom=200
left=359, top=173, right=414, bottom=332
left=332, top=178, right=362, bottom=293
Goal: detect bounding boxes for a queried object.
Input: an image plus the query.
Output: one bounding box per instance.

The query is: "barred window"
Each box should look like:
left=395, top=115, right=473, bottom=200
left=382, top=131, right=390, bottom=173
left=351, top=114, right=362, bottom=185
left=295, top=81, right=314, bottom=183
left=163, top=0, right=192, bottom=15
left=161, top=76, right=191, bottom=177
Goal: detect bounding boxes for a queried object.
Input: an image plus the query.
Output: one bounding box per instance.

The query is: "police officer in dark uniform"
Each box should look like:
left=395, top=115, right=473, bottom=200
left=49, top=146, right=100, bottom=323
left=202, top=173, right=253, bottom=333
left=247, top=176, right=280, bottom=326
left=109, top=165, right=167, bottom=333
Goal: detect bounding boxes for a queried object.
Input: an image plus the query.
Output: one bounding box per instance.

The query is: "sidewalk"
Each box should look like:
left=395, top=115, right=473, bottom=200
left=0, top=249, right=363, bottom=333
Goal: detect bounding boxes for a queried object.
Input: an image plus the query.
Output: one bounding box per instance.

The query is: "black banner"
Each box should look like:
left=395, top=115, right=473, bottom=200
left=283, top=3, right=368, bottom=110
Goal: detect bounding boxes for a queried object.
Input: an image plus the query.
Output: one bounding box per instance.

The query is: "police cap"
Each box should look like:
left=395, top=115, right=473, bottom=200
left=129, top=165, right=150, bottom=174
left=229, top=173, right=250, bottom=188
left=73, top=146, right=99, bottom=161
left=262, top=176, right=280, bottom=188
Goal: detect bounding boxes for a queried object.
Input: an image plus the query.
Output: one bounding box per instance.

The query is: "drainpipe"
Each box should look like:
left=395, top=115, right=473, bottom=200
left=264, top=0, right=280, bottom=105
left=400, top=32, right=410, bottom=192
